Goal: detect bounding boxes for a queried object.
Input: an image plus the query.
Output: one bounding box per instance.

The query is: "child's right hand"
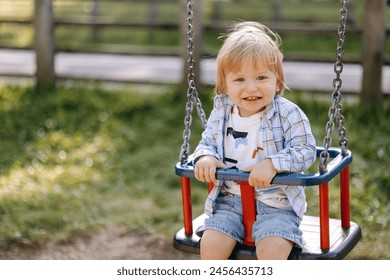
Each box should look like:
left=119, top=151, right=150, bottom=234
left=194, top=156, right=227, bottom=185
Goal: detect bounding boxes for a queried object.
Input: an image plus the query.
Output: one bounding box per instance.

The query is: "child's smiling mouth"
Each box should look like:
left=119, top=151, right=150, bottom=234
left=243, top=96, right=261, bottom=101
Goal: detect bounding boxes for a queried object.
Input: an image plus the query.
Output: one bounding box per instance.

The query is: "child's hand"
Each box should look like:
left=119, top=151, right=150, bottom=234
left=244, top=159, right=277, bottom=188
left=194, top=156, right=227, bottom=185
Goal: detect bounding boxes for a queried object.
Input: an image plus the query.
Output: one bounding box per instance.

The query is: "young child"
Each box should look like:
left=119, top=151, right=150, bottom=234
left=193, top=21, right=316, bottom=260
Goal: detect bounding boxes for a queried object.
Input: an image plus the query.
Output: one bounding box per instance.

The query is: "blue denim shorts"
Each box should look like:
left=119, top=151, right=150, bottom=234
left=196, top=193, right=304, bottom=248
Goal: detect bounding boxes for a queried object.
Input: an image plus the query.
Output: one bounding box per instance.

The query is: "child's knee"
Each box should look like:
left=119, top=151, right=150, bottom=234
left=200, top=230, right=237, bottom=259
left=256, top=236, right=293, bottom=260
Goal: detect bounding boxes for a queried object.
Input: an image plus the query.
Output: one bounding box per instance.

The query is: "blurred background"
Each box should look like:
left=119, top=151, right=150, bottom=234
left=0, top=0, right=389, bottom=259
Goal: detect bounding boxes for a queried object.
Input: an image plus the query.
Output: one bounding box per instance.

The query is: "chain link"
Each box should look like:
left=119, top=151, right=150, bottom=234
left=179, top=0, right=207, bottom=163
left=319, top=0, right=349, bottom=173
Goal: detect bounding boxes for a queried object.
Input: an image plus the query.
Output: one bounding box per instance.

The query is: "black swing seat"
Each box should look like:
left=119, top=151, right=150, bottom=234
left=173, top=147, right=362, bottom=260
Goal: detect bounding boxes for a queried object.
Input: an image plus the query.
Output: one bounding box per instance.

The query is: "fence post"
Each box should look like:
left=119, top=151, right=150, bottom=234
left=147, top=2, right=159, bottom=42
left=180, top=0, right=204, bottom=91
left=34, top=0, right=55, bottom=87
left=361, top=0, right=387, bottom=103
left=91, top=0, right=101, bottom=40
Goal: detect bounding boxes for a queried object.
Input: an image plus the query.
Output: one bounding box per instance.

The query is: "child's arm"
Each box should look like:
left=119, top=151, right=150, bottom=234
left=194, top=156, right=227, bottom=185
left=192, top=103, right=225, bottom=184
left=244, top=159, right=277, bottom=188
left=245, top=104, right=316, bottom=189
left=269, top=105, right=317, bottom=174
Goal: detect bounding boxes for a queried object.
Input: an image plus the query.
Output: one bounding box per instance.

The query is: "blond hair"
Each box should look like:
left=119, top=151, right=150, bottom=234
left=215, top=21, right=286, bottom=95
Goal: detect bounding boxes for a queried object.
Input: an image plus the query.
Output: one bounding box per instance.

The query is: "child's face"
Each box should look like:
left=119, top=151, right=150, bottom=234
left=225, top=58, right=278, bottom=117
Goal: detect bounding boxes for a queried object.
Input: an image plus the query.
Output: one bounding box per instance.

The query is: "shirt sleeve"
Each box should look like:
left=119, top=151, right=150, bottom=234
left=192, top=109, right=221, bottom=165
left=267, top=106, right=317, bottom=173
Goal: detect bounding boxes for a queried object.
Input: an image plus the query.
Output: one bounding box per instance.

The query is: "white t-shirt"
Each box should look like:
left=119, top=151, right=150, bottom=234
left=223, top=105, right=292, bottom=209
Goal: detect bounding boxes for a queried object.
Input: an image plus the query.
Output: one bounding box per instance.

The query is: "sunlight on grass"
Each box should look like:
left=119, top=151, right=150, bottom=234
left=0, top=131, right=117, bottom=245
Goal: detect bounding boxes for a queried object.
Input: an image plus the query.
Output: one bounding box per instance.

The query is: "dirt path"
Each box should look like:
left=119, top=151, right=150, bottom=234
left=0, top=226, right=199, bottom=260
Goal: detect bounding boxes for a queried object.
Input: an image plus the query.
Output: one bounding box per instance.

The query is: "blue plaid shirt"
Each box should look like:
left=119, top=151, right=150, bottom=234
left=193, top=94, right=316, bottom=218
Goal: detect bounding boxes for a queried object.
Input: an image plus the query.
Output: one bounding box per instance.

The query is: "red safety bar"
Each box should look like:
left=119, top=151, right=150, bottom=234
left=180, top=177, right=193, bottom=235
left=238, top=182, right=256, bottom=246
left=340, top=166, right=351, bottom=228
left=319, top=182, right=330, bottom=249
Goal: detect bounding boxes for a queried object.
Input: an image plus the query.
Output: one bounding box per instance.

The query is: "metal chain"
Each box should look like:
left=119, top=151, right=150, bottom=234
left=319, top=0, right=349, bottom=173
left=179, top=0, right=207, bottom=163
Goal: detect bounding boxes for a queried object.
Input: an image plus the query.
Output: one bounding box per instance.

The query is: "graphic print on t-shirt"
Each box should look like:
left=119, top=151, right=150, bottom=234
left=226, top=126, right=263, bottom=168
left=224, top=105, right=265, bottom=172
left=251, top=146, right=264, bottom=159
left=226, top=127, right=248, bottom=148
left=223, top=105, right=291, bottom=208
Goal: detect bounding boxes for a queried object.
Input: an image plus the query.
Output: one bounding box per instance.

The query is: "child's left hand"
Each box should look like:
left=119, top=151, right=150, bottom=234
left=244, top=159, right=277, bottom=188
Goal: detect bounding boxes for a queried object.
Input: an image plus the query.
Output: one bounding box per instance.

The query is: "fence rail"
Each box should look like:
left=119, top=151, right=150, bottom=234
left=1, top=17, right=387, bottom=59
left=2, top=17, right=381, bottom=33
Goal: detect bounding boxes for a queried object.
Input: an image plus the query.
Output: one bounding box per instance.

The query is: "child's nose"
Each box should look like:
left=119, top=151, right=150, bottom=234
left=246, top=80, right=258, bottom=91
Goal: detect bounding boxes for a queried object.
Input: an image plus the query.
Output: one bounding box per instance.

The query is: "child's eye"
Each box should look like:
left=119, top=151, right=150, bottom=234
left=257, top=76, right=266, bottom=80
left=235, top=78, right=244, bottom=82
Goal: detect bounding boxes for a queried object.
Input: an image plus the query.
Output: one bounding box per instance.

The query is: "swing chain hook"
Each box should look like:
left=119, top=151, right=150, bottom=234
left=180, top=0, right=207, bottom=164
left=319, top=0, right=349, bottom=173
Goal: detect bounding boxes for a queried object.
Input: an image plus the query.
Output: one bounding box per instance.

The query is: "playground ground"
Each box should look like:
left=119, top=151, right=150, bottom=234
left=0, top=225, right=197, bottom=260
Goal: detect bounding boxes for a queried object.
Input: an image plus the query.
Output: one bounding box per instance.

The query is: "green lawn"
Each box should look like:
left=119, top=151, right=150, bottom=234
left=0, top=84, right=389, bottom=259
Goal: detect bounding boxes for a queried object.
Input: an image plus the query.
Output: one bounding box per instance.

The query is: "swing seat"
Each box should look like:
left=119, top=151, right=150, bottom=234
left=174, top=214, right=361, bottom=260
left=173, top=147, right=362, bottom=260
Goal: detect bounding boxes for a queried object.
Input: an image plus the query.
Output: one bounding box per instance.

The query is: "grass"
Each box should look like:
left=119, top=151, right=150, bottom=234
left=0, top=84, right=389, bottom=259
left=0, top=84, right=209, bottom=247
